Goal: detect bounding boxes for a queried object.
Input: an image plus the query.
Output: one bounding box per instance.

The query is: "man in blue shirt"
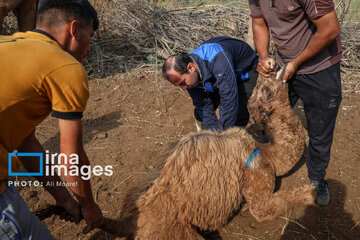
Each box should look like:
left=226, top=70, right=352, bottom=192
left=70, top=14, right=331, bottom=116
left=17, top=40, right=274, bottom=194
left=163, top=36, right=258, bottom=131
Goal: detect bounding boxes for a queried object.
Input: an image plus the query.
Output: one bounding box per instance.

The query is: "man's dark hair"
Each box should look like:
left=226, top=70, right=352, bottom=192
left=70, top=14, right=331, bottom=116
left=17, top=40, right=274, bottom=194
left=162, top=53, right=194, bottom=76
left=37, top=0, right=99, bottom=31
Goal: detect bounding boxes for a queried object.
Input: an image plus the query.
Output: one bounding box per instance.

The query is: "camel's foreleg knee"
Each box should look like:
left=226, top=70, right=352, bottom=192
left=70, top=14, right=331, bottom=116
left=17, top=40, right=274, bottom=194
left=245, top=184, right=316, bottom=222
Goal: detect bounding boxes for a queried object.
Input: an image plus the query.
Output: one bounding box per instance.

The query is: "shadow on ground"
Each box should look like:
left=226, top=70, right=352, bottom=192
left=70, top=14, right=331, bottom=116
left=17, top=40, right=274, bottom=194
left=42, top=111, right=122, bottom=153
left=281, top=179, right=360, bottom=239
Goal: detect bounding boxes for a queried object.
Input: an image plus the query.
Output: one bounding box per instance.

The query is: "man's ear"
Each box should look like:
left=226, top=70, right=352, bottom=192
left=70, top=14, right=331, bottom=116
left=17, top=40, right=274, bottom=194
left=187, top=62, right=196, bottom=73
left=69, top=20, right=79, bottom=39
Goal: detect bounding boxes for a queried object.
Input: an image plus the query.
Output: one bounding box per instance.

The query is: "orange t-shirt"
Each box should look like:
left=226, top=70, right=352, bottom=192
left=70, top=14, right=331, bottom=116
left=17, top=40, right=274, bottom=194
left=0, top=31, right=89, bottom=193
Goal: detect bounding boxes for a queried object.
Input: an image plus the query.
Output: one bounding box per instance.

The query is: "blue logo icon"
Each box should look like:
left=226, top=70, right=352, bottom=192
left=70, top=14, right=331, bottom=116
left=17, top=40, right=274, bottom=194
left=8, top=150, right=43, bottom=176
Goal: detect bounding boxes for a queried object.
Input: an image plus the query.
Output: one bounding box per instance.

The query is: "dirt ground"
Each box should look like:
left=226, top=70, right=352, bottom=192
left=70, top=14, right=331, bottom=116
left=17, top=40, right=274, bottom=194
left=18, top=67, right=360, bottom=240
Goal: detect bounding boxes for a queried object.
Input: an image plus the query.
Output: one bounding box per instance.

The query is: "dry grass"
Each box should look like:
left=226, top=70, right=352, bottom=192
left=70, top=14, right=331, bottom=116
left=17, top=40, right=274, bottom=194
left=87, top=0, right=360, bottom=88
left=2, top=0, right=359, bottom=84
left=85, top=0, right=251, bottom=77
left=2, top=11, right=18, bottom=34
left=341, top=70, right=360, bottom=94
left=336, top=0, right=360, bottom=71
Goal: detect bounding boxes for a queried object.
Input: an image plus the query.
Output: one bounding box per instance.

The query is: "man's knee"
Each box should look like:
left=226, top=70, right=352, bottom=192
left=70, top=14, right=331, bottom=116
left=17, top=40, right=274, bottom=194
left=306, top=97, right=340, bottom=141
left=0, top=214, right=19, bottom=240
left=0, top=185, right=55, bottom=240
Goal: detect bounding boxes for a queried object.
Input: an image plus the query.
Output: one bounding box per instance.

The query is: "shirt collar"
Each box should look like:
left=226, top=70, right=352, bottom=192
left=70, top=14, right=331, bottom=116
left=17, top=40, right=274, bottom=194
left=32, top=29, right=61, bottom=47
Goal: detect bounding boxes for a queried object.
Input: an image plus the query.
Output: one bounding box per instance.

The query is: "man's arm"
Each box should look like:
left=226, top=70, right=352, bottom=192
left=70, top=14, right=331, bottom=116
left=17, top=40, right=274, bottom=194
left=188, top=51, right=241, bottom=131
left=188, top=88, right=220, bottom=130
left=282, top=11, right=341, bottom=81
left=58, top=118, right=103, bottom=233
left=252, top=17, right=276, bottom=77
left=212, top=52, right=240, bottom=130
left=18, top=131, right=81, bottom=223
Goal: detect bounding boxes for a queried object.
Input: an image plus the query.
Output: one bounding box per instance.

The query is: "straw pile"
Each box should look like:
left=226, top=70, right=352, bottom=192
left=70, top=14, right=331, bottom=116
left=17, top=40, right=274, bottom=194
left=336, top=0, right=360, bottom=71
left=86, top=0, right=360, bottom=78
left=2, top=0, right=359, bottom=80
left=86, top=0, right=251, bottom=77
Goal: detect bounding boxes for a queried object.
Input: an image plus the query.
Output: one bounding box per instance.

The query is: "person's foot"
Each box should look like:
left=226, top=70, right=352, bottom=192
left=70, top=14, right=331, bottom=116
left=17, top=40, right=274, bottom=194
left=309, top=178, right=330, bottom=206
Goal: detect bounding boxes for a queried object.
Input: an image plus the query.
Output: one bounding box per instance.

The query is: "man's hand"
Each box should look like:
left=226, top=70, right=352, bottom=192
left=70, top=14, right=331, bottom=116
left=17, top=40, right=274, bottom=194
left=257, top=57, right=276, bottom=77
left=17, top=131, right=83, bottom=225
left=81, top=202, right=104, bottom=234
left=280, top=61, right=299, bottom=83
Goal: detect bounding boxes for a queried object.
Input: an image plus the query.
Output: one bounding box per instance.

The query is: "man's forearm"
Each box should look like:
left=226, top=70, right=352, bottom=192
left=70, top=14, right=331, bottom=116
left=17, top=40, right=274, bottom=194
left=58, top=118, right=98, bottom=208
left=252, top=17, right=270, bottom=59
left=292, top=34, right=339, bottom=68
left=23, top=159, right=75, bottom=204
left=20, top=139, right=95, bottom=206
left=18, top=130, right=94, bottom=206
left=202, top=114, right=221, bottom=131
left=17, top=132, right=74, bottom=204
left=61, top=149, right=95, bottom=207
left=292, top=11, right=341, bottom=68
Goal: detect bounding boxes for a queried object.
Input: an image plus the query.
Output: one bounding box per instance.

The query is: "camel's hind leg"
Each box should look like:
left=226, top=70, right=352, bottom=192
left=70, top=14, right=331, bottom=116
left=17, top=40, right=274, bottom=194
left=136, top=220, right=204, bottom=240
left=170, top=223, right=205, bottom=240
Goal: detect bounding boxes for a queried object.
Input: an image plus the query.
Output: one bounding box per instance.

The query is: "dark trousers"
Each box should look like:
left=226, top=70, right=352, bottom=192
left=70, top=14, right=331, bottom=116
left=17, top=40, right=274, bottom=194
left=289, top=62, right=342, bottom=181
left=194, top=69, right=258, bottom=127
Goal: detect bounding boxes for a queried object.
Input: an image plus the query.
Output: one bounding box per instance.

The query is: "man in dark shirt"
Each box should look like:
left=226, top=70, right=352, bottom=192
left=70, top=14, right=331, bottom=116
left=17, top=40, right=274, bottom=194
left=249, top=0, right=342, bottom=205
left=163, top=36, right=259, bottom=131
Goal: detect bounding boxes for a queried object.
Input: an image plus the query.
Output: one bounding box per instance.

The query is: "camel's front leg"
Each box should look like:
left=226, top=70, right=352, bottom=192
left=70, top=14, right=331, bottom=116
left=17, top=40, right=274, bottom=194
left=242, top=167, right=316, bottom=222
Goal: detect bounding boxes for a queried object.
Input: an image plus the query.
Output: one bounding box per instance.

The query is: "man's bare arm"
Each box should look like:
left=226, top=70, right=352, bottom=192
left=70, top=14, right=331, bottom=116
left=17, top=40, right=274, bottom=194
left=58, top=118, right=103, bottom=233
left=252, top=17, right=276, bottom=77
left=18, top=131, right=81, bottom=223
left=283, top=11, right=341, bottom=81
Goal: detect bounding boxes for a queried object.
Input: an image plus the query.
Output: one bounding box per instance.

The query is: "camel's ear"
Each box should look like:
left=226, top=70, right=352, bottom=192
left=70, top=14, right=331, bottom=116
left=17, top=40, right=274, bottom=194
left=276, top=64, right=287, bottom=81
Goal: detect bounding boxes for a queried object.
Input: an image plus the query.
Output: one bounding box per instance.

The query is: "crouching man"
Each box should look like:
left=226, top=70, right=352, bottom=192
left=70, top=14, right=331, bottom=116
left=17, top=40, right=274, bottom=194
left=0, top=0, right=103, bottom=238
left=163, top=36, right=259, bottom=132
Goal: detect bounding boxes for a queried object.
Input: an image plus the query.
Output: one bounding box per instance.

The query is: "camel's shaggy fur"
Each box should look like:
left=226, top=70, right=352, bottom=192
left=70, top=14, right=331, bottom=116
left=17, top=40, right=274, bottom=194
left=112, top=74, right=316, bottom=240
left=247, top=71, right=307, bottom=176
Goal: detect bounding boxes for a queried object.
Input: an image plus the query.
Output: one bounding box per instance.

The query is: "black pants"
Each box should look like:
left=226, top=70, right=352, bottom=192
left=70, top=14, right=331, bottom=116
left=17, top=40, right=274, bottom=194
left=194, top=69, right=258, bottom=127
left=289, top=62, right=342, bottom=181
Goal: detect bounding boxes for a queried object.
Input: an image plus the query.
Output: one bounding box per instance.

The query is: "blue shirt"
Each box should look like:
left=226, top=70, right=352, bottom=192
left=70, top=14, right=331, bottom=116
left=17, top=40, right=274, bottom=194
left=188, top=36, right=258, bottom=130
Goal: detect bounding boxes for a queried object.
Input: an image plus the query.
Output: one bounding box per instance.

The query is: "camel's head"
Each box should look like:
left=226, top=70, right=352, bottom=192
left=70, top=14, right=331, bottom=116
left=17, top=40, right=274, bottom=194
left=247, top=68, right=289, bottom=123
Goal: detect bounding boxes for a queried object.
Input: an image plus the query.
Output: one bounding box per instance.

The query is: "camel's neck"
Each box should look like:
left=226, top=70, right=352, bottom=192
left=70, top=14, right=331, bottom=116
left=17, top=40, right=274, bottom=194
left=257, top=104, right=306, bottom=176
left=267, top=107, right=304, bottom=144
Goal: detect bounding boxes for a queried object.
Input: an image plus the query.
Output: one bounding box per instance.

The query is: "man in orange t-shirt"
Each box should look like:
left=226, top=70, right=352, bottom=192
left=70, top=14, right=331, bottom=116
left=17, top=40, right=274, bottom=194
left=0, top=0, right=103, bottom=238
